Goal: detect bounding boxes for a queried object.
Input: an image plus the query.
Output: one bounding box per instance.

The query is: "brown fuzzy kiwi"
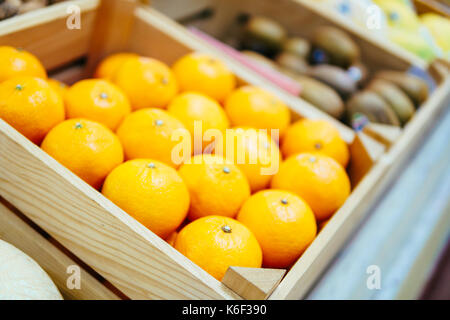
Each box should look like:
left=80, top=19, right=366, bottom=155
left=241, top=50, right=278, bottom=70
left=18, top=0, right=47, bottom=14
left=312, top=26, right=360, bottom=68
left=275, top=52, right=310, bottom=75
left=375, top=70, right=428, bottom=107
left=0, top=0, right=21, bottom=20
left=292, top=75, right=345, bottom=119
left=308, top=64, right=357, bottom=97
left=282, top=37, right=311, bottom=59
left=346, top=91, right=401, bottom=127
left=368, top=79, right=415, bottom=125
left=242, top=16, right=287, bottom=56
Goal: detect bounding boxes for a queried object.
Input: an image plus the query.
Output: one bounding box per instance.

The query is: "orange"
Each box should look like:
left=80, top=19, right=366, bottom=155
left=172, top=52, right=236, bottom=102
left=0, top=76, right=64, bottom=144
left=237, top=190, right=317, bottom=268
left=116, top=108, right=189, bottom=167
left=174, top=216, right=262, bottom=280
left=319, top=219, right=330, bottom=231
left=41, top=119, right=124, bottom=189
left=271, top=153, right=351, bottom=221
left=0, top=46, right=47, bottom=82
left=114, top=56, right=178, bottom=110
left=216, top=127, right=281, bottom=192
left=166, top=231, right=178, bottom=247
left=224, top=86, right=291, bottom=137
left=167, top=92, right=230, bottom=152
left=102, top=159, right=190, bottom=239
left=65, top=79, right=131, bottom=131
left=281, top=119, right=350, bottom=167
left=178, top=154, right=250, bottom=221
left=94, top=52, right=138, bottom=80
left=47, top=78, right=69, bottom=100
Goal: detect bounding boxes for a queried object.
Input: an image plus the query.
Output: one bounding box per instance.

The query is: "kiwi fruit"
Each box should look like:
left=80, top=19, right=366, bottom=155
left=241, top=50, right=278, bottom=70
left=308, top=64, right=357, bottom=98
left=346, top=91, right=401, bottom=127
left=368, top=79, right=415, bottom=125
left=282, top=37, right=311, bottom=59
left=241, top=16, right=287, bottom=57
left=19, top=0, right=46, bottom=14
left=375, top=70, right=428, bottom=107
left=311, top=26, right=360, bottom=68
left=275, top=52, right=310, bottom=75
left=0, top=0, right=20, bottom=20
left=292, top=75, right=345, bottom=119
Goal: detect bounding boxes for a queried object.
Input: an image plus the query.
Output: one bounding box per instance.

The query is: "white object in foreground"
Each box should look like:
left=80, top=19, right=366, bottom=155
left=0, top=239, right=62, bottom=300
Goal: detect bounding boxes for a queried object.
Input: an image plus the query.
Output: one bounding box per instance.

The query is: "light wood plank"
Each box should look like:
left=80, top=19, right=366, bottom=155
left=0, top=200, right=119, bottom=300
left=1, top=0, right=446, bottom=301
left=269, top=157, right=391, bottom=299
left=348, top=132, right=385, bottom=187
left=84, top=0, right=138, bottom=76
left=269, top=77, right=450, bottom=300
left=363, top=123, right=402, bottom=148
left=0, top=0, right=99, bottom=71
left=0, top=2, right=387, bottom=301
left=414, top=0, right=450, bottom=17
left=0, top=119, right=240, bottom=300
left=308, top=106, right=450, bottom=299
left=222, top=267, right=286, bottom=300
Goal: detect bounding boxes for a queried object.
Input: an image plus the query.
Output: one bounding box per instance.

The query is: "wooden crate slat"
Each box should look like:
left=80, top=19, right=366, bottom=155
left=270, top=77, right=450, bottom=299
left=0, top=200, right=120, bottom=300
left=0, top=0, right=99, bottom=71
left=0, top=0, right=448, bottom=300
left=0, top=120, right=240, bottom=300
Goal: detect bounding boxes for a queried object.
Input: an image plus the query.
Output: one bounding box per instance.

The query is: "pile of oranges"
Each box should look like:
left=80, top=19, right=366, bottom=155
left=0, top=46, right=351, bottom=281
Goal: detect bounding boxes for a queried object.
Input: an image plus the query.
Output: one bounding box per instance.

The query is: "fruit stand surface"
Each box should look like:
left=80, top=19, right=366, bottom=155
left=308, top=105, right=450, bottom=300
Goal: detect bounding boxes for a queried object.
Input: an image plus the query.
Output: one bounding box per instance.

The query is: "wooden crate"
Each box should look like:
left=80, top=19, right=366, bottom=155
left=413, top=0, right=450, bottom=17
left=152, top=0, right=428, bottom=71
left=0, top=199, right=121, bottom=300
left=0, top=0, right=445, bottom=300
left=152, top=0, right=450, bottom=149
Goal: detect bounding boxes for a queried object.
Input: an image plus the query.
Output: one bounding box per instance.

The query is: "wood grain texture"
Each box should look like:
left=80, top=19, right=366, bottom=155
left=348, top=133, right=385, bottom=187
left=269, top=157, right=390, bottom=299
left=222, top=267, right=286, bottom=300
left=414, top=0, right=450, bottom=17
left=0, top=0, right=447, bottom=300
left=0, top=200, right=119, bottom=300
left=270, top=77, right=450, bottom=300
left=308, top=106, right=450, bottom=299
left=0, top=1, right=386, bottom=301
left=0, top=0, right=99, bottom=71
left=363, top=123, right=402, bottom=148
left=0, top=120, right=240, bottom=300
left=84, top=0, right=138, bottom=76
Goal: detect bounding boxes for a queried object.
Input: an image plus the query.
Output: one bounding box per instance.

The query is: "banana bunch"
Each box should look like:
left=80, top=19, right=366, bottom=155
left=420, top=13, right=450, bottom=61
